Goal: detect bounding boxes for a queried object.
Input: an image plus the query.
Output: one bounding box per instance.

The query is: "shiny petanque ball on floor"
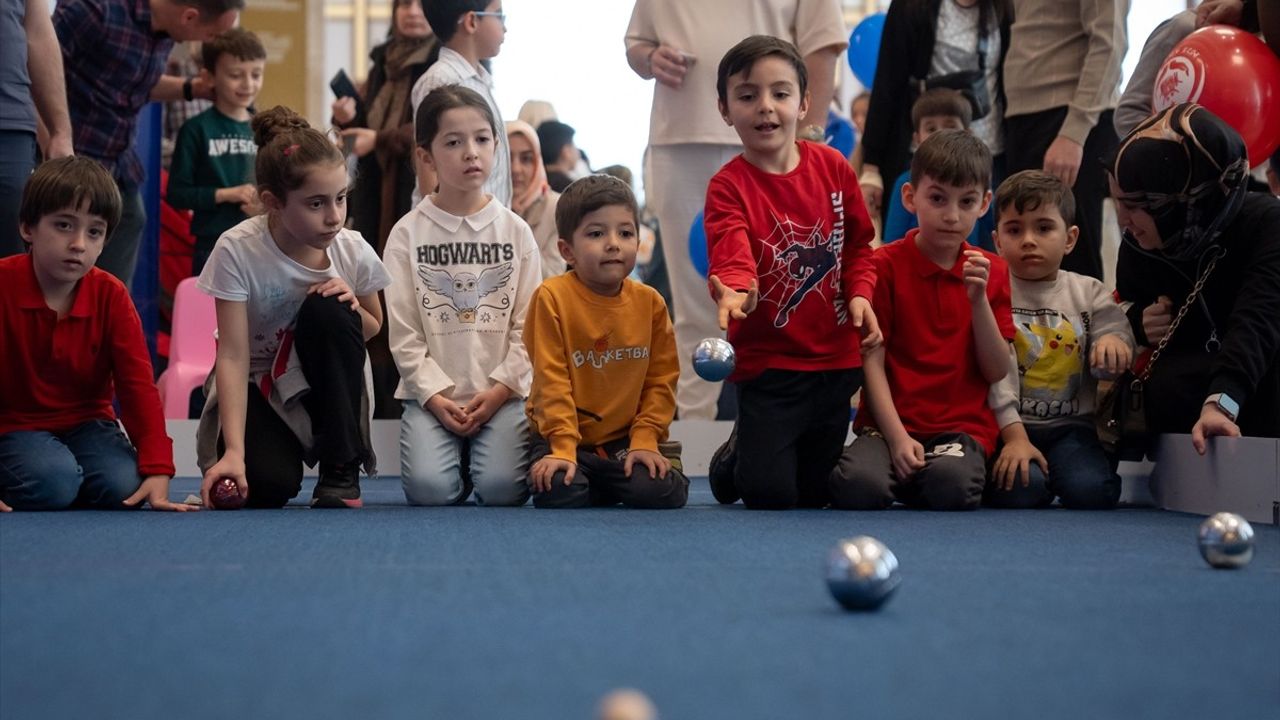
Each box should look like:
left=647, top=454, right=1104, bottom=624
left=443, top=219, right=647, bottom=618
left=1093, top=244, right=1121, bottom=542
left=691, top=338, right=735, bottom=382
left=826, top=536, right=901, bottom=611
left=1198, top=512, right=1254, bottom=569
left=209, top=477, right=246, bottom=510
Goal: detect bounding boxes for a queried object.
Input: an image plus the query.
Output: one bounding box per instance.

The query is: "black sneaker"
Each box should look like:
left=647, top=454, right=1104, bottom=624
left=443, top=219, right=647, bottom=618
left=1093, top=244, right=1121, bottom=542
left=707, top=429, right=740, bottom=505
left=312, top=461, right=363, bottom=508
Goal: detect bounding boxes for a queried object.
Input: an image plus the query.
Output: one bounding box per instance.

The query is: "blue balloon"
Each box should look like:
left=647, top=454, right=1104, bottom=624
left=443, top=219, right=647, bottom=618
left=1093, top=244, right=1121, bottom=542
left=825, top=109, right=856, bottom=158
left=847, top=13, right=886, bottom=88
left=689, top=211, right=708, bottom=278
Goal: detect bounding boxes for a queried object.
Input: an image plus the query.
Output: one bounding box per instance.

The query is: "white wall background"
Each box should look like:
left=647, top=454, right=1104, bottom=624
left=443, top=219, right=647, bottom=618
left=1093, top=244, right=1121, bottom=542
left=489, top=0, right=654, bottom=199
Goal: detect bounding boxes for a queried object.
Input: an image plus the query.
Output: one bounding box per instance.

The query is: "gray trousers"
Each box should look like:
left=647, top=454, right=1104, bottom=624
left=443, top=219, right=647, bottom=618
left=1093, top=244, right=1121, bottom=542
left=829, top=431, right=988, bottom=511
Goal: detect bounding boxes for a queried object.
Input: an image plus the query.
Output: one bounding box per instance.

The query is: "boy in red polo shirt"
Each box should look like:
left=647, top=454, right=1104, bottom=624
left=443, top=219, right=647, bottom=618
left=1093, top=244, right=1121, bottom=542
left=829, top=130, right=1015, bottom=511
left=704, top=36, right=879, bottom=510
left=0, top=157, right=186, bottom=512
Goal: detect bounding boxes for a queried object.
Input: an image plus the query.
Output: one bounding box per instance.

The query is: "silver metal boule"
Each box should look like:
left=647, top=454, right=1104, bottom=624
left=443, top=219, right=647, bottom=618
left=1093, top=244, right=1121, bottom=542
left=691, top=338, right=736, bottom=382
left=1198, top=512, right=1255, bottom=569
left=826, top=536, right=901, bottom=611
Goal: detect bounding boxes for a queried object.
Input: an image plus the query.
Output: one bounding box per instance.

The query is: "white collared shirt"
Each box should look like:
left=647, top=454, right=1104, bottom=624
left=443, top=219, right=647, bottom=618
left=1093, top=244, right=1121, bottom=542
left=411, top=47, right=512, bottom=207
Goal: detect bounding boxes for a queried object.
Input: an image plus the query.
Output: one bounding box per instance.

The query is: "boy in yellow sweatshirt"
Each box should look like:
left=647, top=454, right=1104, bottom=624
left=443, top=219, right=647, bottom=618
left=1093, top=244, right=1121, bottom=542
left=524, top=175, right=687, bottom=508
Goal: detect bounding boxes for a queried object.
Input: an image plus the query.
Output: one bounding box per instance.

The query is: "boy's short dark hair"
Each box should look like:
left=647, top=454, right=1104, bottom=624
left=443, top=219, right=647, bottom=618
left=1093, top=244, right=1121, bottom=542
left=19, top=156, right=122, bottom=240
left=1270, top=146, right=1280, bottom=175
left=555, top=174, right=640, bottom=242
left=415, top=84, right=498, bottom=148
left=910, top=129, right=992, bottom=190
left=910, top=88, right=972, bottom=131
left=201, top=27, right=266, bottom=71
left=995, top=170, right=1076, bottom=226
left=537, top=121, right=575, bottom=167
left=716, top=35, right=807, bottom=106
left=177, top=0, right=245, bottom=22
left=424, top=0, right=489, bottom=44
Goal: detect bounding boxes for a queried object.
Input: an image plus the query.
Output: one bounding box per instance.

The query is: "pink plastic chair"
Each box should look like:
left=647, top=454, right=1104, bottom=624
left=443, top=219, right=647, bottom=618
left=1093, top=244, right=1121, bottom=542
left=157, top=277, right=217, bottom=418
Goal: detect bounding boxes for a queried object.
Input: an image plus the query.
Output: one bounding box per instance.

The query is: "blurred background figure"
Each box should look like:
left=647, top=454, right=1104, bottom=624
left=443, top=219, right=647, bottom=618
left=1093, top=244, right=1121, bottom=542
left=506, top=119, right=565, bottom=278
left=538, top=119, right=581, bottom=192
left=331, top=0, right=439, bottom=419
left=518, top=98, right=558, bottom=128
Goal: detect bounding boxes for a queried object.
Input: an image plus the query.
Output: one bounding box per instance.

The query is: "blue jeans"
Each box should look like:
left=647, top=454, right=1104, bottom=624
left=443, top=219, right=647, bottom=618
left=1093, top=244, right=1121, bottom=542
left=0, top=420, right=142, bottom=510
left=987, top=422, right=1120, bottom=509
left=0, top=130, right=37, bottom=258
left=399, top=397, right=530, bottom=506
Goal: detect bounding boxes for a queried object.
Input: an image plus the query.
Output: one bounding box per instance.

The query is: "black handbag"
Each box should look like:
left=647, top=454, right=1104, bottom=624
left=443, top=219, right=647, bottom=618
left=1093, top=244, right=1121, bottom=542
left=1096, top=250, right=1223, bottom=458
left=1095, top=369, right=1147, bottom=460
left=913, top=30, right=992, bottom=120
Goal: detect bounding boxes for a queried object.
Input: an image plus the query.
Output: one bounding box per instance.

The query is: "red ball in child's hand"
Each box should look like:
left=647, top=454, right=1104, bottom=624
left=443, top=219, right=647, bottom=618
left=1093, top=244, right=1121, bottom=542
left=209, top=477, right=245, bottom=510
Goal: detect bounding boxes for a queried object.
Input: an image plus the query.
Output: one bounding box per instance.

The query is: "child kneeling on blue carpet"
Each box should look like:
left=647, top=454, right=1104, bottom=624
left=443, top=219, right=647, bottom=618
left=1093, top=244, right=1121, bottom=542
left=829, top=130, right=1015, bottom=511
left=384, top=85, right=541, bottom=506
left=525, top=175, right=688, bottom=509
left=0, top=157, right=187, bottom=512
left=986, top=171, right=1134, bottom=509
left=196, top=106, right=391, bottom=509
left=704, top=36, right=880, bottom=510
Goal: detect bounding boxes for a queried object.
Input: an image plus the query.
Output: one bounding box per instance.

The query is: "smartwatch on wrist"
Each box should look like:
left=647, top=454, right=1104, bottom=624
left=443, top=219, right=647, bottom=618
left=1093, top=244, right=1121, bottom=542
left=1204, top=393, right=1240, bottom=422
left=182, top=78, right=194, bottom=102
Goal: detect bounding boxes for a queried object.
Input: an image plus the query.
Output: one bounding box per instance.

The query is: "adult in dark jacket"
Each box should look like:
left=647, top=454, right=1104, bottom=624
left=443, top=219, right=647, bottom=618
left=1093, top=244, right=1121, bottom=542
left=332, top=0, right=437, bottom=418
left=858, top=0, right=1012, bottom=222
left=1111, top=103, right=1280, bottom=453
left=333, top=0, right=437, bottom=253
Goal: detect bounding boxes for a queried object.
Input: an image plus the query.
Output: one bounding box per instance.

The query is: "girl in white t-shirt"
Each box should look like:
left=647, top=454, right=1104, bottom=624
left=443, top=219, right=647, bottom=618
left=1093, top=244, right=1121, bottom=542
left=197, top=106, right=392, bottom=509
left=384, top=85, right=542, bottom=506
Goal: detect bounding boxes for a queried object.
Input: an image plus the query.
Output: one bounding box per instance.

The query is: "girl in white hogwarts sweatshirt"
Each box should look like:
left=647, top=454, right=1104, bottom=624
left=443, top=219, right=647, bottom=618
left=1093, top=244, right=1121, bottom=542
left=383, top=85, right=542, bottom=505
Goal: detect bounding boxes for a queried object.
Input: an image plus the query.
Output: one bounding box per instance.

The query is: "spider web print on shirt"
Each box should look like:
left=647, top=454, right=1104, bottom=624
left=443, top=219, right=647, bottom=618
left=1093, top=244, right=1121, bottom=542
left=757, top=213, right=846, bottom=328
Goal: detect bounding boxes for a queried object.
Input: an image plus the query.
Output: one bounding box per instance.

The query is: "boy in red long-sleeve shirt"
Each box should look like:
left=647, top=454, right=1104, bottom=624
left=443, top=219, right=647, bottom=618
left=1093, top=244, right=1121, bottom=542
left=0, top=157, right=187, bottom=512
left=704, top=35, right=880, bottom=510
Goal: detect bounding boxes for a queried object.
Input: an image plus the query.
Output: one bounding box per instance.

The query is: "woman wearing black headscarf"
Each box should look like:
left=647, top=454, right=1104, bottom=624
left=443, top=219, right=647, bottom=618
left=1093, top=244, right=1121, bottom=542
left=1110, top=103, right=1280, bottom=454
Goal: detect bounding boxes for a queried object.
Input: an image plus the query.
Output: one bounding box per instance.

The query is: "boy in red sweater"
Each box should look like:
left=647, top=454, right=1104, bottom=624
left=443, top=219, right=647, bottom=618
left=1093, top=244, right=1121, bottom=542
left=0, top=157, right=186, bottom=512
left=704, top=35, right=879, bottom=510
left=830, top=130, right=1014, bottom=511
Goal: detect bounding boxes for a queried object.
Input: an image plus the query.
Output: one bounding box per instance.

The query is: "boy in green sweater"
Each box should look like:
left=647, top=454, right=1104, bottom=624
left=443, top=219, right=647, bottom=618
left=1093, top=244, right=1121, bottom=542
left=168, top=27, right=266, bottom=275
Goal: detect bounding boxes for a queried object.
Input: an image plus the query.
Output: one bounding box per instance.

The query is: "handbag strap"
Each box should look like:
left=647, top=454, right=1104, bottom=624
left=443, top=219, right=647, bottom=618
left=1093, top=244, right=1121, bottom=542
left=1139, top=247, right=1225, bottom=381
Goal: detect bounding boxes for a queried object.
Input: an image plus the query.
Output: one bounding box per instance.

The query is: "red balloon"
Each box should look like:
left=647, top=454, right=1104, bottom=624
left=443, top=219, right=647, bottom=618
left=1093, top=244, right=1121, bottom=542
left=1153, top=25, right=1280, bottom=166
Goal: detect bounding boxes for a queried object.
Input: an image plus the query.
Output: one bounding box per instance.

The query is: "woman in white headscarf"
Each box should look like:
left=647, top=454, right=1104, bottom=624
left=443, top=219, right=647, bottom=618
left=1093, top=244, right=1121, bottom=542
left=506, top=120, right=565, bottom=279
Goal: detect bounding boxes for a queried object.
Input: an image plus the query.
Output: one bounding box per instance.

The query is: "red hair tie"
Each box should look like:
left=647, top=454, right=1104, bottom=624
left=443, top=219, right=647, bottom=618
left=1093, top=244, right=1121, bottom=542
left=282, top=143, right=300, bottom=156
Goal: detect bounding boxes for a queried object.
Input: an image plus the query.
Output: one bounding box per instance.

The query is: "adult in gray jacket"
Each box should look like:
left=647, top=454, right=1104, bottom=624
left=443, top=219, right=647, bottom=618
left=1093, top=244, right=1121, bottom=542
left=0, top=0, right=73, bottom=258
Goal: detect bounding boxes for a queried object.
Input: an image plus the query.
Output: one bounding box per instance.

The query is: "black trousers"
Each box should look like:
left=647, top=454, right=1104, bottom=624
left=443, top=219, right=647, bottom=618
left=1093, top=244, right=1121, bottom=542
left=732, top=367, right=863, bottom=510
left=217, top=293, right=367, bottom=507
left=1004, top=108, right=1118, bottom=281
left=530, top=434, right=689, bottom=509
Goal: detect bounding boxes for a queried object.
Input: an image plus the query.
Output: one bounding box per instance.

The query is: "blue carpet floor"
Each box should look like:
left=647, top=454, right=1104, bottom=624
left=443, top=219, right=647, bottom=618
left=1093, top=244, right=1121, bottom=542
left=1, top=478, right=1277, bottom=720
